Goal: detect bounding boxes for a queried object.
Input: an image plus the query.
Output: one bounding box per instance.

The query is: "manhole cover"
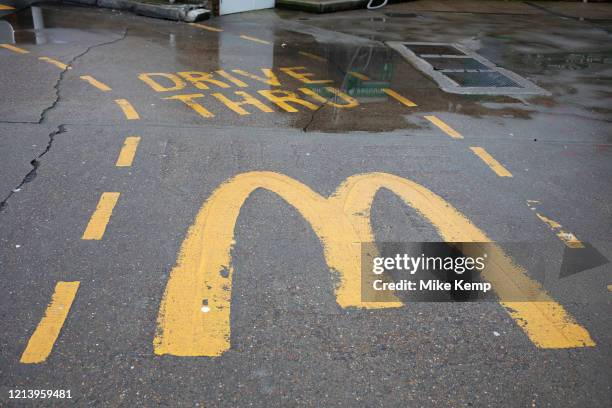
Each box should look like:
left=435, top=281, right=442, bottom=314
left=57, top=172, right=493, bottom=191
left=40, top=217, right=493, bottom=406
left=423, top=57, right=489, bottom=71
left=385, top=41, right=549, bottom=95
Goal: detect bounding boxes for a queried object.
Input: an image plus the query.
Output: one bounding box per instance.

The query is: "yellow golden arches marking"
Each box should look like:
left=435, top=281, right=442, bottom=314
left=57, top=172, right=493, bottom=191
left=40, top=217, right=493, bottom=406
left=154, top=171, right=594, bottom=357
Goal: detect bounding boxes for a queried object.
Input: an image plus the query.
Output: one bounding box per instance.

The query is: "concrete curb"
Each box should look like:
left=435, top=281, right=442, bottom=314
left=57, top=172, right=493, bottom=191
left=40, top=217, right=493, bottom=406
left=65, top=0, right=211, bottom=22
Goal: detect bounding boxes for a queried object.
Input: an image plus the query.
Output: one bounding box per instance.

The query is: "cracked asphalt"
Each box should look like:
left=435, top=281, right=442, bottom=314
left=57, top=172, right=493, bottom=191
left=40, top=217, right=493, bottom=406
left=0, top=1, right=611, bottom=407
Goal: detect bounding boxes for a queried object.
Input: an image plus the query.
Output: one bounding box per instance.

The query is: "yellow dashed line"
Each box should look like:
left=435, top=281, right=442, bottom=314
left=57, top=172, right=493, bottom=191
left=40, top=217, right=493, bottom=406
left=348, top=71, right=370, bottom=81
left=537, top=214, right=583, bottom=248
left=190, top=22, right=223, bottom=32
left=116, top=136, right=141, bottom=167
left=526, top=201, right=584, bottom=248
left=299, top=51, right=327, bottom=62
left=80, top=75, right=111, bottom=92
left=39, top=56, right=70, bottom=70
left=239, top=35, right=270, bottom=45
left=114, top=99, right=140, bottom=120
left=20, top=281, right=80, bottom=364
left=0, top=4, right=15, bottom=10
left=0, top=43, right=28, bottom=54
left=470, top=147, right=513, bottom=177
left=382, top=88, right=417, bottom=107
left=82, top=192, right=120, bottom=240
left=424, top=115, right=463, bottom=139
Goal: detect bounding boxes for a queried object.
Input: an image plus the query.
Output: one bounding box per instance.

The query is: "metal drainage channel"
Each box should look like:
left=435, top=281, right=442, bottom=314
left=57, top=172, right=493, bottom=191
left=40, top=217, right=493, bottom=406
left=386, top=42, right=549, bottom=96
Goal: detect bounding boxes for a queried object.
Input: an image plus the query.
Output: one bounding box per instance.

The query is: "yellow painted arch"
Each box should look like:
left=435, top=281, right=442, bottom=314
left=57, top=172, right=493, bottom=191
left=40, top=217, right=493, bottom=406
left=154, top=172, right=594, bottom=357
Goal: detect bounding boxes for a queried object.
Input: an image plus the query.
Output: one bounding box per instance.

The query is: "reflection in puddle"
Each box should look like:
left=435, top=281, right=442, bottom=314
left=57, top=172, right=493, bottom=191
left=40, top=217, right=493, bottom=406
left=0, top=6, right=105, bottom=45
left=520, top=52, right=612, bottom=70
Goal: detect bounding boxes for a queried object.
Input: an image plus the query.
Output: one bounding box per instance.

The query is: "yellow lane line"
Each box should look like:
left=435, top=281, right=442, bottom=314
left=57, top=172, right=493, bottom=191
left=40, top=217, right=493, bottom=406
left=526, top=201, right=585, bottom=248
left=80, top=75, right=111, bottom=91
left=382, top=88, right=417, bottom=107
left=299, top=51, right=327, bottom=62
left=20, top=281, right=80, bottom=364
left=348, top=71, right=370, bottom=81
left=239, top=35, right=270, bottom=45
left=190, top=23, right=223, bottom=32
left=116, top=136, right=141, bottom=167
left=424, top=115, right=463, bottom=139
left=82, top=192, right=120, bottom=240
left=39, top=56, right=70, bottom=70
left=470, top=147, right=513, bottom=177
left=0, top=43, right=28, bottom=54
left=0, top=4, right=15, bottom=10
left=114, top=99, right=140, bottom=120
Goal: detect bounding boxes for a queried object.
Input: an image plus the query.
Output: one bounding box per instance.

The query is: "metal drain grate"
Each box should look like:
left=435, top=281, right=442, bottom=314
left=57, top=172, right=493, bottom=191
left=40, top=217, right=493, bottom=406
left=423, top=57, right=489, bottom=71
left=445, top=71, right=520, bottom=87
left=386, top=41, right=549, bottom=95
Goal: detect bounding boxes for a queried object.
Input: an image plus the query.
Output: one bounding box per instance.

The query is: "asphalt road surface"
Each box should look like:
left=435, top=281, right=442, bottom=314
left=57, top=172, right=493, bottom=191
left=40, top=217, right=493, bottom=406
left=0, top=1, right=611, bottom=407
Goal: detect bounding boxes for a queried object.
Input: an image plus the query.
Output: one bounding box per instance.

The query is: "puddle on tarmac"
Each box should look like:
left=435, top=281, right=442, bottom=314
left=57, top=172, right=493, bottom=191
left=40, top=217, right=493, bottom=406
left=4, top=4, right=609, bottom=131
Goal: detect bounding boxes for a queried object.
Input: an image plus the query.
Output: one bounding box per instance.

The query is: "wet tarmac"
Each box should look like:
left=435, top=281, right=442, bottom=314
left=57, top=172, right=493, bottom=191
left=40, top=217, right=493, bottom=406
left=1, top=1, right=611, bottom=407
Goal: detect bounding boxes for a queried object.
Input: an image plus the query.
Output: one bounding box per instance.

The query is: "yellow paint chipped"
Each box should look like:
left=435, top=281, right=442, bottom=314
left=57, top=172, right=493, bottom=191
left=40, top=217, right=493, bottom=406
left=114, top=99, right=140, bottom=120
left=424, top=115, right=463, bottom=139
left=80, top=75, right=111, bottom=91
left=116, top=136, right=141, bottom=167
left=20, top=281, right=80, bottom=364
left=383, top=88, right=417, bottom=107
left=82, top=192, right=120, bottom=240
left=155, top=171, right=594, bottom=357
left=239, top=35, right=270, bottom=45
left=190, top=23, right=223, bottom=32
left=557, top=231, right=584, bottom=248
left=39, top=57, right=70, bottom=70
left=0, top=43, right=28, bottom=54
left=536, top=213, right=562, bottom=229
left=470, top=147, right=513, bottom=177
left=532, top=206, right=584, bottom=249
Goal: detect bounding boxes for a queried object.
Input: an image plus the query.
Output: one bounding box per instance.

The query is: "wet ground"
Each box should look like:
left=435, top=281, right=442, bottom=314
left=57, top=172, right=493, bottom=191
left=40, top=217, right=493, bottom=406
left=0, top=1, right=611, bottom=407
